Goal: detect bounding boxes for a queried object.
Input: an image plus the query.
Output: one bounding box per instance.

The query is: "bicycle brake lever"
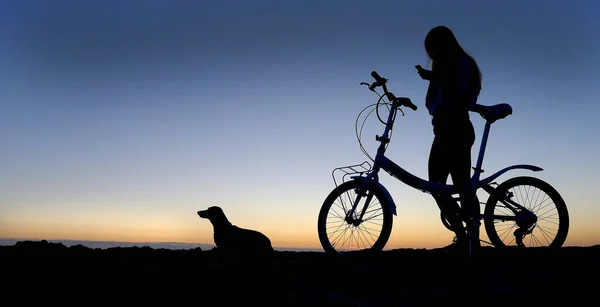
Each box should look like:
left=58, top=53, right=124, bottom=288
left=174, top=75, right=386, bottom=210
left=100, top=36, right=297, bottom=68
left=361, top=82, right=376, bottom=91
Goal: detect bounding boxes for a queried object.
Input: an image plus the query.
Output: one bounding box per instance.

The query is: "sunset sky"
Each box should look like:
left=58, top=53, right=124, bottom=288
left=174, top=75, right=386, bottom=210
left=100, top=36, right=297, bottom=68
left=1, top=0, right=599, bottom=250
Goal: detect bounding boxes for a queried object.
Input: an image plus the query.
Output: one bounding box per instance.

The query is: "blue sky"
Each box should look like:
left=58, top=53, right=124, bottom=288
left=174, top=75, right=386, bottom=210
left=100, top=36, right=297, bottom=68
left=1, top=0, right=599, bottom=249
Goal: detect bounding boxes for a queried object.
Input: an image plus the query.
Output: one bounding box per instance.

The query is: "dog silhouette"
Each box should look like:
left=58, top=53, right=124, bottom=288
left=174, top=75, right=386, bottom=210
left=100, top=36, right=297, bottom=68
left=197, top=206, right=274, bottom=258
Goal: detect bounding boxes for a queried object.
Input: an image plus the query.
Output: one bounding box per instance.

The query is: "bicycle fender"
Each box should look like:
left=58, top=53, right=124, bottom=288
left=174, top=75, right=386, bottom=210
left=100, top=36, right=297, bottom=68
left=480, top=164, right=543, bottom=186
left=353, top=178, right=397, bottom=216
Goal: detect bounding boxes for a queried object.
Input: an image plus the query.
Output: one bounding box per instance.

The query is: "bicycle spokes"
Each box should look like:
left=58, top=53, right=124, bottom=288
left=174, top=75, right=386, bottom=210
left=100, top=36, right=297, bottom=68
left=318, top=180, right=392, bottom=253
left=344, top=188, right=375, bottom=224
left=484, top=176, right=568, bottom=248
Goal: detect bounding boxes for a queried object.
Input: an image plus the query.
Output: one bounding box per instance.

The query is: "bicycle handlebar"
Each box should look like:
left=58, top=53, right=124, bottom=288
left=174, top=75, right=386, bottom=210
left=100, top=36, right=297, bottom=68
left=368, top=71, right=418, bottom=111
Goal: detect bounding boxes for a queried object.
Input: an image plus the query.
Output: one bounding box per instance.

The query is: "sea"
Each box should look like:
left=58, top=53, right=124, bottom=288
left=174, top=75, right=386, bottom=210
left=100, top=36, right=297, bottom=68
left=0, top=238, right=323, bottom=252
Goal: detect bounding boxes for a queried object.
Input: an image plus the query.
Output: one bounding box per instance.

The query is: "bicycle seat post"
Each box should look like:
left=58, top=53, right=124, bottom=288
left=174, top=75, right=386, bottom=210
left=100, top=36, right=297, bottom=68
left=472, top=121, right=492, bottom=182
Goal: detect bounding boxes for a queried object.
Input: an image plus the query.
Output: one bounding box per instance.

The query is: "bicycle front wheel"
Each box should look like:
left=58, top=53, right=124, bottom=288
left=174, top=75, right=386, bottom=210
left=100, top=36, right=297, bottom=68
left=484, top=176, right=569, bottom=248
left=317, top=179, right=393, bottom=254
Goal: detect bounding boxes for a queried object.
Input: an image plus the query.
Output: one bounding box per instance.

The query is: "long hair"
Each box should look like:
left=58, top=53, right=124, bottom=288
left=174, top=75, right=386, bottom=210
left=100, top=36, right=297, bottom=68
left=425, top=26, right=482, bottom=96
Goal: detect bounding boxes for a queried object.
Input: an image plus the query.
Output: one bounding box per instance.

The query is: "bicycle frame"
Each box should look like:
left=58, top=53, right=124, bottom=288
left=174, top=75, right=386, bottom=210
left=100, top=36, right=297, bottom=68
left=347, top=96, right=542, bottom=225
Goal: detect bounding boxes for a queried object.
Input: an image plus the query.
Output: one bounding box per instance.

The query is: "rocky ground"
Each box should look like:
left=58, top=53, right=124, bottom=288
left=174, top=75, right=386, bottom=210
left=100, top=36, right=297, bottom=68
left=2, top=240, right=598, bottom=306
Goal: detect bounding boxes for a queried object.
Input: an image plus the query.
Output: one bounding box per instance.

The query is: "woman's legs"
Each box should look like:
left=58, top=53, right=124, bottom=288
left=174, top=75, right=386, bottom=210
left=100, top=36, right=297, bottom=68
left=428, top=123, right=475, bottom=242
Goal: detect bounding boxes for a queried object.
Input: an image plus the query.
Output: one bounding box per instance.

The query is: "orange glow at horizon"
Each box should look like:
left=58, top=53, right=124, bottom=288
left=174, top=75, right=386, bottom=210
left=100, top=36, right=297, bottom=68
left=2, top=200, right=599, bottom=249
left=3, top=220, right=600, bottom=249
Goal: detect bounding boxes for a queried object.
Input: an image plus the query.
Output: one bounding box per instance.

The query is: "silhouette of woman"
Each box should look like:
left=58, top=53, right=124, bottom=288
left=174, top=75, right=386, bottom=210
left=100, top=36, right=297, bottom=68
left=415, top=26, right=482, bottom=249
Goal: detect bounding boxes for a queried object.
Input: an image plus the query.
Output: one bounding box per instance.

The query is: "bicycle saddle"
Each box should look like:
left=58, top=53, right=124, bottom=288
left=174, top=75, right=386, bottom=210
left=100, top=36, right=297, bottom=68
left=470, top=103, right=513, bottom=123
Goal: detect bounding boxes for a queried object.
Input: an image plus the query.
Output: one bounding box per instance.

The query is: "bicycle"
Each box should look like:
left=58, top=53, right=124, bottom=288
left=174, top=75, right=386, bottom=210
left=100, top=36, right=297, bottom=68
left=317, top=71, right=569, bottom=256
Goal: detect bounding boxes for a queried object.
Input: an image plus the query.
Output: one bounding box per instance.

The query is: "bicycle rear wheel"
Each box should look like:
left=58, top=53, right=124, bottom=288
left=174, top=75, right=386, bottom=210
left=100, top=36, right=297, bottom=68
left=317, top=179, right=393, bottom=254
left=484, top=176, right=569, bottom=248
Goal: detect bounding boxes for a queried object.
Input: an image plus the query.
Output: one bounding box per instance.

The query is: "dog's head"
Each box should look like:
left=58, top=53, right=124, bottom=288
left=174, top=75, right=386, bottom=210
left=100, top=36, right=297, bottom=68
left=197, top=206, right=225, bottom=220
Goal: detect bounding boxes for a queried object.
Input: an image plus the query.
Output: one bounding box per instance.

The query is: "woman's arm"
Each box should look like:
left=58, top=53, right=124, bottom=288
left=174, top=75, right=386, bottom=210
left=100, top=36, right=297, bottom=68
left=415, top=65, right=433, bottom=80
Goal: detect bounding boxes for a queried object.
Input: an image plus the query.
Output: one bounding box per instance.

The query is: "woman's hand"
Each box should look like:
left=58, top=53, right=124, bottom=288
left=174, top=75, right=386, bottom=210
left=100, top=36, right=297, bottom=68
left=415, top=65, right=432, bottom=80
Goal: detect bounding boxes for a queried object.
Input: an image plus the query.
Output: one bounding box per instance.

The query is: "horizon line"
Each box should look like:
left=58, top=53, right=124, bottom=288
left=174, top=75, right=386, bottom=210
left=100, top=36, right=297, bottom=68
left=0, top=237, right=325, bottom=252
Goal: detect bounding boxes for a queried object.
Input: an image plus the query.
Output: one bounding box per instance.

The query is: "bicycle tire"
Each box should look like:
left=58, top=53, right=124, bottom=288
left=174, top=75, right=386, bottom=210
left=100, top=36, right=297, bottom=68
left=483, top=176, right=569, bottom=248
left=317, top=178, right=393, bottom=254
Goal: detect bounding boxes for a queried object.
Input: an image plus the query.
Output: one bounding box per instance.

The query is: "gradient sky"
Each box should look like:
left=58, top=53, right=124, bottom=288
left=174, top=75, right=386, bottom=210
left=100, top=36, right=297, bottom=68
left=1, top=0, right=599, bottom=249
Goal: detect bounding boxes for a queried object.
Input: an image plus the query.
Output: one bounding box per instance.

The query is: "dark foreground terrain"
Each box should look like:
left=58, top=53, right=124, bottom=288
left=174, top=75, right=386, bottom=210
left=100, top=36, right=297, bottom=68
left=2, top=240, right=599, bottom=306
